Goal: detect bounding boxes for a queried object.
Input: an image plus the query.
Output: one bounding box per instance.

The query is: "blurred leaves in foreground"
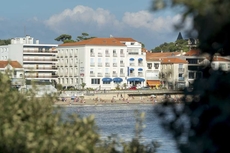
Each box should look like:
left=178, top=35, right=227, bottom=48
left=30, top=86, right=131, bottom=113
left=151, top=0, right=230, bottom=153
left=0, top=73, right=158, bottom=153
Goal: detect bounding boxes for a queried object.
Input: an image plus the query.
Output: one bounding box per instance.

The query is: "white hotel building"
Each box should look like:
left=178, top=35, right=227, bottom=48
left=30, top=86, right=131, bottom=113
left=0, top=35, right=58, bottom=82
left=57, top=37, right=146, bottom=90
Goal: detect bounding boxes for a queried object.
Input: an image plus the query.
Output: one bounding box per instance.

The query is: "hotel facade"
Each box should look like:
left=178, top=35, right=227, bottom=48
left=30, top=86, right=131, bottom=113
left=56, top=37, right=146, bottom=90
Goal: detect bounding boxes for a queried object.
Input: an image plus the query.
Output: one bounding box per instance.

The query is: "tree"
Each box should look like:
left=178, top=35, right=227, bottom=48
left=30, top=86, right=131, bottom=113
left=151, top=39, right=189, bottom=52
left=80, top=82, right=86, bottom=90
left=76, top=33, right=96, bottom=41
left=54, top=34, right=74, bottom=43
left=152, top=0, right=230, bottom=153
left=0, top=39, right=11, bottom=45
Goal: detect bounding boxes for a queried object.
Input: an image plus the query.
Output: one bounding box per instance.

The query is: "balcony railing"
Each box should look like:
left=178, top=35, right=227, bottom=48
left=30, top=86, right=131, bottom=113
left=178, top=68, right=184, bottom=72
left=97, top=73, right=103, bottom=77
left=120, top=53, right=125, bottom=57
left=129, top=73, right=135, bottom=77
left=112, top=73, right=118, bottom=77
left=98, top=53, right=102, bottom=57
left=98, top=63, right=102, bottom=67
left=23, top=58, right=57, bottom=61
left=90, top=53, right=95, bottom=57
left=178, top=77, right=184, bottom=81
left=113, top=53, right=117, bottom=57
left=25, top=75, right=58, bottom=78
left=113, top=63, right=117, bottom=67
left=120, top=73, right=125, bottom=77
left=90, top=73, right=95, bottom=77
left=138, top=74, right=143, bottom=77
left=138, top=63, right=143, bottom=66
left=90, top=63, right=95, bottom=67
left=130, top=63, right=135, bottom=66
left=105, top=53, right=110, bottom=57
left=105, top=73, right=110, bottom=77
left=105, top=63, right=110, bottom=67
left=24, top=67, right=58, bottom=70
left=120, top=63, right=125, bottom=67
left=23, top=50, right=58, bottom=53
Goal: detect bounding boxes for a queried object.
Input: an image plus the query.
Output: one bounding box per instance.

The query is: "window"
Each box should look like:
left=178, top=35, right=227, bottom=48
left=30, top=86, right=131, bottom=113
left=154, top=63, right=159, bottom=69
left=220, top=63, right=226, bottom=70
left=103, top=81, right=110, bottom=84
left=131, top=43, right=134, bottom=45
left=90, top=68, right=94, bottom=74
left=90, top=49, right=94, bottom=53
left=120, top=49, right=124, bottom=54
left=120, top=68, right=124, bottom=73
left=113, top=49, right=116, bottom=53
left=189, top=72, right=195, bottom=79
left=105, top=49, right=109, bottom=54
left=147, top=63, right=152, bottom=69
left=91, top=79, right=100, bottom=84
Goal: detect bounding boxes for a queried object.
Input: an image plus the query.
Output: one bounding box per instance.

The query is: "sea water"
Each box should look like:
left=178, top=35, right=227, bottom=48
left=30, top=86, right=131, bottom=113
left=61, top=104, right=179, bottom=153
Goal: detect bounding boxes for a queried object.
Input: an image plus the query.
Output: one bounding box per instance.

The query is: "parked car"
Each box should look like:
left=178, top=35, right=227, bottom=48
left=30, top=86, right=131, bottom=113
left=139, top=86, right=151, bottom=90
left=129, top=86, right=137, bottom=90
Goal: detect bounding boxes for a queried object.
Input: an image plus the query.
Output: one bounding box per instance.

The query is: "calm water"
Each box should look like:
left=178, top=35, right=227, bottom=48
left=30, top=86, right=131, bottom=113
left=61, top=104, right=179, bottom=153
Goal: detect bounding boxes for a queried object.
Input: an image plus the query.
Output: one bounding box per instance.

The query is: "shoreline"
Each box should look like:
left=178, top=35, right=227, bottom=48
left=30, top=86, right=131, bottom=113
left=54, top=93, right=183, bottom=106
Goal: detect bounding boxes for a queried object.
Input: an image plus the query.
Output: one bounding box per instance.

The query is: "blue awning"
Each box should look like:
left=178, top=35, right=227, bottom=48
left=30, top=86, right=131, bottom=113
left=138, top=68, right=143, bottom=71
left=113, top=77, right=123, bottom=82
left=127, top=78, right=145, bottom=82
left=129, top=58, right=134, bottom=61
left=138, top=58, right=143, bottom=61
left=102, top=78, right=112, bottom=82
left=129, top=68, right=134, bottom=71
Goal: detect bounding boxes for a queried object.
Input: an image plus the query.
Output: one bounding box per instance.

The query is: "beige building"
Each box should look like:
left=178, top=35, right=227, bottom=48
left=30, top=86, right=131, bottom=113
left=160, top=57, right=188, bottom=90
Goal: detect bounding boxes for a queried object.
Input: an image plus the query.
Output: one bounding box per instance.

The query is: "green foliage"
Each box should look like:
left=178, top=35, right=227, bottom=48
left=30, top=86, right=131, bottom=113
left=151, top=39, right=189, bottom=52
left=56, top=84, right=62, bottom=91
left=0, top=73, right=99, bottom=152
left=122, top=83, right=127, bottom=90
left=115, top=84, right=120, bottom=90
left=80, top=82, right=86, bottom=89
left=0, top=39, right=11, bottom=45
left=152, top=0, right=230, bottom=152
left=54, top=34, right=74, bottom=43
left=76, top=33, right=96, bottom=41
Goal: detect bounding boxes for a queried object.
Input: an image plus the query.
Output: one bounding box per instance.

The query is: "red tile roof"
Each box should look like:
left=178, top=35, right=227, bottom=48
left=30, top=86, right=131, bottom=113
left=146, top=52, right=181, bottom=61
left=0, top=61, right=23, bottom=68
left=185, top=49, right=201, bottom=56
left=113, top=37, right=137, bottom=42
left=59, top=38, right=126, bottom=46
left=161, top=58, right=188, bottom=64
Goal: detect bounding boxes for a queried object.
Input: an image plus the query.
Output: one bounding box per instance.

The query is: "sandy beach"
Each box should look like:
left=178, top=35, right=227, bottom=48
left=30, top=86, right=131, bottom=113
left=53, top=93, right=183, bottom=106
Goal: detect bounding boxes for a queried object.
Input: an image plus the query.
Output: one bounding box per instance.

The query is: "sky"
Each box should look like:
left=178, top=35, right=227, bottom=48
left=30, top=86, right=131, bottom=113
left=0, top=0, right=192, bottom=50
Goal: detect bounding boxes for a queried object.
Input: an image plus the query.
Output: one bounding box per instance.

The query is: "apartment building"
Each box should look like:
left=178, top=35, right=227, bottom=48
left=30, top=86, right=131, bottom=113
left=57, top=37, right=146, bottom=90
left=160, top=58, right=188, bottom=89
left=0, top=61, right=24, bottom=87
left=0, top=35, right=58, bottom=82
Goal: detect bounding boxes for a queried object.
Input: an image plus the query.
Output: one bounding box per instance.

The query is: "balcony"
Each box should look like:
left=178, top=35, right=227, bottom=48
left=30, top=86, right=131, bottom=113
left=23, top=58, right=58, bottom=61
left=178, top=68, right=184, bottom=72
left=90, top=53, right=95, bottom=57
left=112, top=73, right=118, bottom=77
left=24, top=67, right=58, bottom=70
left=120, top=63, right=125, bottom=67
left=105, top=53, right=110, bottom=57
left=98, top=53, right=102, bottom=57
left=113, top=63, right=117, bottom=67
left=138, top=63, right=143, bottom=66
left=120, top=53, right=125, bottom=57
left=105, top=73, right=110, bottom=77
left=23, top=50, right=58, bottom=53
left=105, top=63, right=110, bottom=67
left=120, top=73, right=125, bottom=77
left=25, top=75, right=58, bottom=78
left=90, top=73, right=95, bottom=77
left=90, top=63, right=95, bottom=67
left=129, top=73, right=135, bottom=77
left=130, top=63, right=135, bottom=66
left=178, top=77, right=184, bottom=81
left=113, top=53, right=117, bottom=57
left=97, top=73, right=103, bottom=77
left=98, top=63, right=102, bottom=67
left=138, top=73, right=143, bottom=77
